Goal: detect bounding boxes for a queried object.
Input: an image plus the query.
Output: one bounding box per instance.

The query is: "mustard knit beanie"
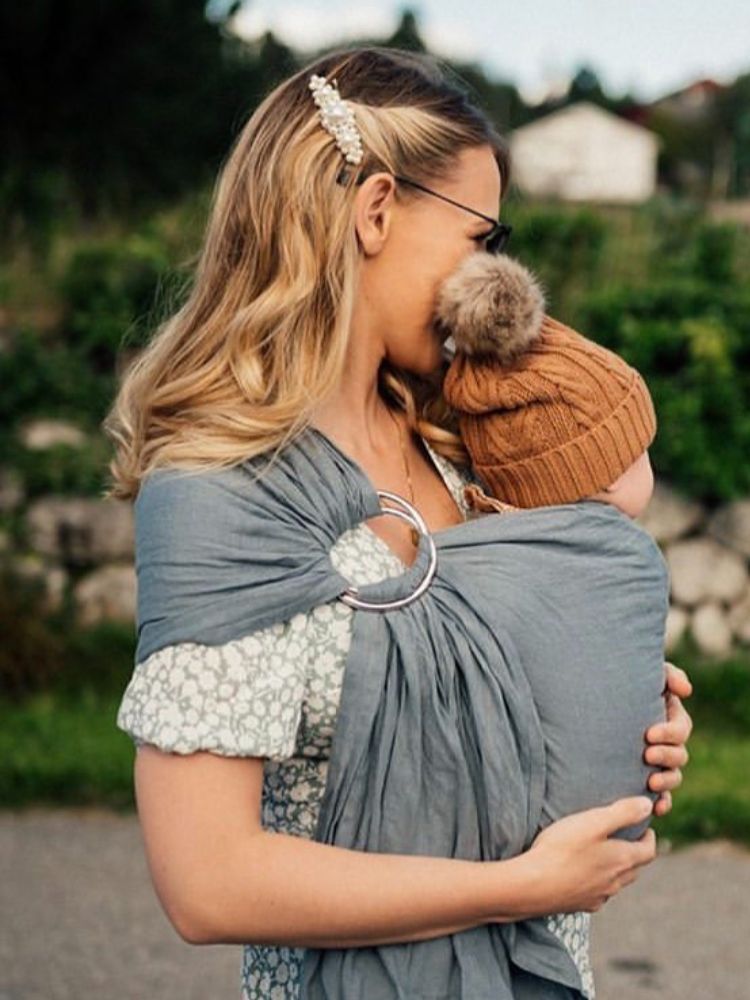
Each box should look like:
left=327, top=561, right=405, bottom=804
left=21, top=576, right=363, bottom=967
left=436, top=253, right=657, bottom=508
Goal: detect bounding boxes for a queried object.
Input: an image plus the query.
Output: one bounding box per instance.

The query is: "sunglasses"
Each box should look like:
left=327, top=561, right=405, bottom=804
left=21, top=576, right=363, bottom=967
left=336, top=166, right=512, bottom=254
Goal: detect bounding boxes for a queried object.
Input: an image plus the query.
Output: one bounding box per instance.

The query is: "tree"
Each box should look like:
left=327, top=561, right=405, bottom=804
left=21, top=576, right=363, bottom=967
left=0, top=0, right=263, bottom=226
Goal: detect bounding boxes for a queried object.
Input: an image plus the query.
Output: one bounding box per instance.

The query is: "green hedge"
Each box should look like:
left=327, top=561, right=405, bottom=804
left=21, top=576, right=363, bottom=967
left=575, top=280, right=750, bottom=501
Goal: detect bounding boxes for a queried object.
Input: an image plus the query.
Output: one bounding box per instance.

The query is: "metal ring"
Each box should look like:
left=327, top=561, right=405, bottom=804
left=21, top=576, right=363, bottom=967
left=377, top=488, right=430, bottom=531
left=338, top=490, right=438, bottom=611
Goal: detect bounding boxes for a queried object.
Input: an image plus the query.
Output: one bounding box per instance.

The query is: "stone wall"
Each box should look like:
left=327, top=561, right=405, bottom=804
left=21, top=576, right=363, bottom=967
left=637, top=482, right=750, bottom=656
left=1, top=458, right=749, bottom=658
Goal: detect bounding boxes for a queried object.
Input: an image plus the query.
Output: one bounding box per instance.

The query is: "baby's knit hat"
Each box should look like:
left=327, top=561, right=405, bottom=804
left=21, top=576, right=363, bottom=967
left=436, top=253, right=657, bottom=508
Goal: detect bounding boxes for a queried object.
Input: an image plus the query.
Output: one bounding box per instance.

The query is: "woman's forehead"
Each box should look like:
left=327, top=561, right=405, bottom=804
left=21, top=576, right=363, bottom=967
left=445, top=147, right=503, bottom=212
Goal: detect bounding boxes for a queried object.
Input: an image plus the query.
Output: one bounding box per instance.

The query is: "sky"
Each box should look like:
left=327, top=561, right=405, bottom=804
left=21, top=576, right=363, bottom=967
left=229, top=0, right=750, bottom=104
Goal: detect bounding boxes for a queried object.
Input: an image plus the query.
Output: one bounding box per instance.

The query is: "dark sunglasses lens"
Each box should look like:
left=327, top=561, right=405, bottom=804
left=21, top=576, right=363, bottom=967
left=486, top=226, right=511, bottom=254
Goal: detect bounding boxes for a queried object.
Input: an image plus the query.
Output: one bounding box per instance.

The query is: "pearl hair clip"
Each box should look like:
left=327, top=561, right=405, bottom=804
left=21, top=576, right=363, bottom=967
left=308, top=73, right=364, bottom=166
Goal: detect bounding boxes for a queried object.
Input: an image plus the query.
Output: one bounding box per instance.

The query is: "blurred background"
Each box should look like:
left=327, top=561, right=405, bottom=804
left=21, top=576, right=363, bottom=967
left=1, top=2, right=749, bottom=997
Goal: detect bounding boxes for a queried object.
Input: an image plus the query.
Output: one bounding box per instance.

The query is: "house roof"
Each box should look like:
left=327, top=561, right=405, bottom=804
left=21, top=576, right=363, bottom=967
left=512, top=100, right=658, bottom=139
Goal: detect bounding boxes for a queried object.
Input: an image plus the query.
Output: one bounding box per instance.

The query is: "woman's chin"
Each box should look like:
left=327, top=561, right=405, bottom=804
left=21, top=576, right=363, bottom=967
left=423, top=338, right=450, bottom=374
left=388, top=330, right=448, bottom=376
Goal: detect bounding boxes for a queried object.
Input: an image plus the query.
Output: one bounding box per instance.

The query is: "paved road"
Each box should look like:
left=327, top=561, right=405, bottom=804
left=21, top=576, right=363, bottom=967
left=1, top=808, right=748, bottom=999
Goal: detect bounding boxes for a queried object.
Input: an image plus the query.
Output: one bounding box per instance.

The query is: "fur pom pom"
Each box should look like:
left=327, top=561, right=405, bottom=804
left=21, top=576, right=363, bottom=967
left=433, top=253, right=547, bottom=364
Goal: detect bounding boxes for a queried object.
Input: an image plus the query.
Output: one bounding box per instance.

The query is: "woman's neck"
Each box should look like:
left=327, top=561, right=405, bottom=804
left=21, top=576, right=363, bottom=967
left=309, top=358, right=400, bottom=457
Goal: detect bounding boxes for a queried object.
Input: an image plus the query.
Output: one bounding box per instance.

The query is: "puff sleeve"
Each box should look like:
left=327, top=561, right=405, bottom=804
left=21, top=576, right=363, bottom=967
left=116, top=611, right=311, bottom=761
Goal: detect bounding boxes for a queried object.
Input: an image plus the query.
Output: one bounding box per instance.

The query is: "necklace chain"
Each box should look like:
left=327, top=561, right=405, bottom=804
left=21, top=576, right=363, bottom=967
left=387, top=405, right=420, bottom=547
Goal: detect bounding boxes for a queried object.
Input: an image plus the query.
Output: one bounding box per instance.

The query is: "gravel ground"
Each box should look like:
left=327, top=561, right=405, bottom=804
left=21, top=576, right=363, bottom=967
left=1, top=808, right=748, bottom=1000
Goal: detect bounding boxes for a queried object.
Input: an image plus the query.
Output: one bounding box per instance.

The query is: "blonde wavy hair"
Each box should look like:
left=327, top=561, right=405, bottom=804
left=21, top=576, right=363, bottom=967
left=102, top=44, right=511, bottom=501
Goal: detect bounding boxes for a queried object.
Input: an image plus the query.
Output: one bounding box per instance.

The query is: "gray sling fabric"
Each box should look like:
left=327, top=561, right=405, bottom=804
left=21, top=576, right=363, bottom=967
left=133, top=425, right=668, bottom=999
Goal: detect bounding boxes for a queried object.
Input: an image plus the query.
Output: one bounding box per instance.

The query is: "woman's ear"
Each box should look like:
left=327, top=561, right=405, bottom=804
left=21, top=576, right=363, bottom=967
left=354, top=172, right=398, bottom=255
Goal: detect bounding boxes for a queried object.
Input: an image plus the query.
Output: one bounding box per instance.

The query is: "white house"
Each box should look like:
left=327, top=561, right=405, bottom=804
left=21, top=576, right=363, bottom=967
left=509, top=101, right=661, bottom=203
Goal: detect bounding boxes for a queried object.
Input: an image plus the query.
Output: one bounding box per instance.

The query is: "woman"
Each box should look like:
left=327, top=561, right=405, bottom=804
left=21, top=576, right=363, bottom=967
left=107, top=45, right=693, bottom=999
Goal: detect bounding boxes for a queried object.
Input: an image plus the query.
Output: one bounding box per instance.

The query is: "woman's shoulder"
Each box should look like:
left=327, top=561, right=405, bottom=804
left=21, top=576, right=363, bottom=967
left=133, top=464, right=250, bottom=553
left=118, top=495, right=412, bottom=760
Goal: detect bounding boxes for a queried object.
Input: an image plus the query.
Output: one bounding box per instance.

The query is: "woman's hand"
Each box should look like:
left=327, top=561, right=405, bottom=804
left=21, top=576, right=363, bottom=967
left=513, top=797, right=658, bottom=916
left=644, top=661, right=694, bottom=817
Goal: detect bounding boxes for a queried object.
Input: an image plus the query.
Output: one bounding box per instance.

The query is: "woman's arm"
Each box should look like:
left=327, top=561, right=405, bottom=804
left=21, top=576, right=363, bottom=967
left=644, top=661, right=693, bottom=816
left=134, top=744, right=657, bottom=947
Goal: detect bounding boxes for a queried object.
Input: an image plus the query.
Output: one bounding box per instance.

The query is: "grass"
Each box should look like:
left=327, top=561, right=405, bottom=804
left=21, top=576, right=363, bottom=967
left=1, top=636, right=749, bottom=849
left=651, top=728, right=750, bottom=846
left=649, top=641, right=750, bottom=847
left=0, top=688, right=135, bottom=810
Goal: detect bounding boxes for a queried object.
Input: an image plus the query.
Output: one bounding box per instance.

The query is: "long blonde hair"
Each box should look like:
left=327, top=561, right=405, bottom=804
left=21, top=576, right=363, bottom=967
left=102, top=45, right=511, bottom=500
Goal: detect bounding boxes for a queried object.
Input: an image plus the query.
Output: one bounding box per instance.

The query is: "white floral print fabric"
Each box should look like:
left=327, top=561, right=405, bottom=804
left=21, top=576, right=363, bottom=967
left=546, top=911, right=595, bottom=998
left=116, top=437, right=595, bottom=999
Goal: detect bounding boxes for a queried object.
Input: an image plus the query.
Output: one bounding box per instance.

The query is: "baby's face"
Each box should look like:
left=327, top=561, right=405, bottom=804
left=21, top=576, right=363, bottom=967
left=586, top=450, right=654, bottom=518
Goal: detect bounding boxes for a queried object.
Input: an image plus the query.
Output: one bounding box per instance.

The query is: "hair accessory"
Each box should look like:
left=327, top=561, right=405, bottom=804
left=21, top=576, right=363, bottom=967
left=308, top=73, right=364, bottom=165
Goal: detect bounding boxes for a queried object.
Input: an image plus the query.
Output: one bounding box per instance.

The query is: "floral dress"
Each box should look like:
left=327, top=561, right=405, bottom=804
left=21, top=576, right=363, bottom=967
left=116, top=436, right=595, bottom=1000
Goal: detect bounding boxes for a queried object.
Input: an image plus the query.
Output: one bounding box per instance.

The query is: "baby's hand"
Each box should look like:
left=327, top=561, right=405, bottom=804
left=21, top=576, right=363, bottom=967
left=643, top=661, right=693, bottom=816
left=463, top=483, right=519, bottom=515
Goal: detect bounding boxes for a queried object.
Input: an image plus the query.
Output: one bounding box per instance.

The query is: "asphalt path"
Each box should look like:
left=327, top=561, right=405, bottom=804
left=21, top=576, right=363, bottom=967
left=1, top=808, right=748, bottom=999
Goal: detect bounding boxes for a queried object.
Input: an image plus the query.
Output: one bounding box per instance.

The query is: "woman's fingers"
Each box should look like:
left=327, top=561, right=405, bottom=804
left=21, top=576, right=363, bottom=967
left=587, top=796, right=656, bottom=840
left=629, top=827, right=658, bottom=868
left=618, top=869, right=638, bottom=889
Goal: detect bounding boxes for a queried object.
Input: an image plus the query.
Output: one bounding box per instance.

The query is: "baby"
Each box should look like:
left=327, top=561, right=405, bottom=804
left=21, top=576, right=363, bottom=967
left=434, top=252, right=669, bottom=841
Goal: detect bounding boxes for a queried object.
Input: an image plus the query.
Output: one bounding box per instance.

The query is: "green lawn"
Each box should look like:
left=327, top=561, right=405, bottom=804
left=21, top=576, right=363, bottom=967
left=1, top=639, right=749, bottom=848
left=651, top=727, right=750, bottom=845
left=0, top=689, right=135, bottom=810
left=650, top=643, right=750, bottom=846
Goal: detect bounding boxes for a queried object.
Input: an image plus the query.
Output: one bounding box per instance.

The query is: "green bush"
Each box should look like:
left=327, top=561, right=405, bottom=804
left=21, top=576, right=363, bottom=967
left=634, top=196, right=706, bottom=277
left=0, top=563, right=135, bottom=701
left=690, top=221, right=740, bottom=285
left=503, top=202, right=608, bottom=314
left=0, top=327, right=113, bottom=429
left=55, top=619, right=136, bottom=699
left=0, top=165, right=75, bottom=261
left=576, top=280, right=750, bottom=501
left=5, top=436, right=113, bottom=500
left=58, top=233, right=169, bottom=373
left=0, top=565, right=67, bottom=698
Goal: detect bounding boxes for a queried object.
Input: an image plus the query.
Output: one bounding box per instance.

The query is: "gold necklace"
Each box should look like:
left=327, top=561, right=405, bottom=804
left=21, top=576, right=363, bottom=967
left=387, top=405, right=420, bottom=547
